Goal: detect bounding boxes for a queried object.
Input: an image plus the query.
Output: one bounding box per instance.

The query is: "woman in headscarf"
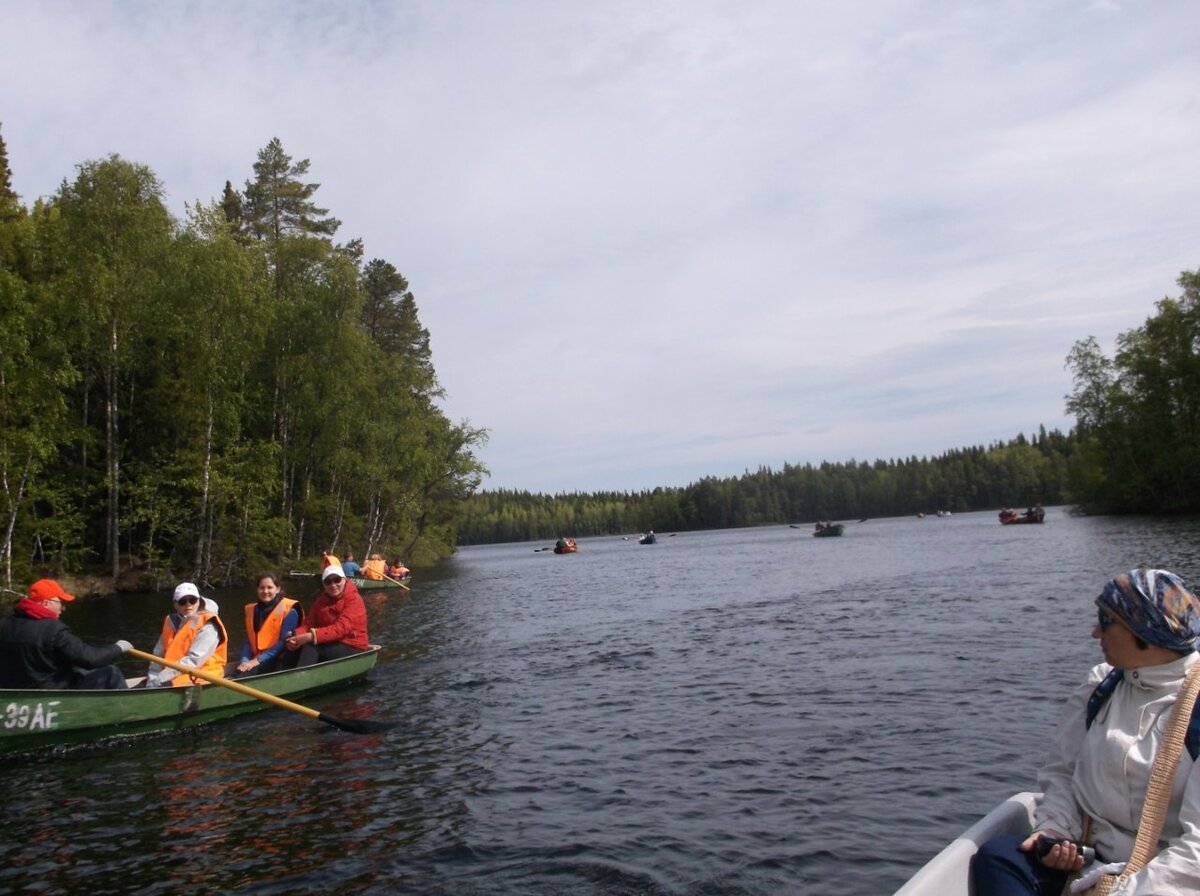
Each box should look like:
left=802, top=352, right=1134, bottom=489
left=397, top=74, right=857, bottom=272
left=972, top=568, right=1200, bottom=895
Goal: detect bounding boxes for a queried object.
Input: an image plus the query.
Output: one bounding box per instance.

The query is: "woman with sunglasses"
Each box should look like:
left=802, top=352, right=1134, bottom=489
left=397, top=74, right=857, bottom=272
left=971, top=568, right=1200, bottom=895
left=144, top=582, right=230, bottom=688
left=284, top=563, right=369, bottom=667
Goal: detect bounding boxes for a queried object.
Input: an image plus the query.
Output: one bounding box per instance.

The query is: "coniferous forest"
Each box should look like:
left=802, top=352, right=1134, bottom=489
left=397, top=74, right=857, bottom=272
left=0, top=128, right=487, bottom=590
left=3, top=124, right=1197, bottom=586
left=459, top=267, right=1200, bottom=545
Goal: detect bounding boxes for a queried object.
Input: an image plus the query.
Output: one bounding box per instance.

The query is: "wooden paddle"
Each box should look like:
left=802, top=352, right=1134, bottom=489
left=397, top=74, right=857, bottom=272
left=126, top=647, right=397, bottom=734
left=381, top=572, right=411, bottom=591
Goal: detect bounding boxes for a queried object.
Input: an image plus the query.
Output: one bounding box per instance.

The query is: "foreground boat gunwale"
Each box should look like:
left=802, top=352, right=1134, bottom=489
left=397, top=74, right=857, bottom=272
left=892, top=791, right=1038, bottom=895
left=0, top=644, right=383, bottom=756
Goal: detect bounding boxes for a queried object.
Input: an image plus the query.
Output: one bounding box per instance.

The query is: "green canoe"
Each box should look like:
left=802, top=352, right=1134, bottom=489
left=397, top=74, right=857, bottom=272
left=0, top=645, right=382, bottom=757
left=286, top=571, right=410, bottom=591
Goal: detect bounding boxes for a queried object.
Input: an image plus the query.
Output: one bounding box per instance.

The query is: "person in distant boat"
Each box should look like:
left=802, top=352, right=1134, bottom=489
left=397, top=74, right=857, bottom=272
left=361, top=553, right=386, bottom=580
left=0, top=579, right=131, bottom=689
left=234, top=573, right=303, bottom=677
left=970, top=568, right=1200, bottom=896
left=284, top=563, right=369, bottom=667
left=144, top=583, right=229, bottom=688
left=556, top=536, right=567, bottom=550
left=340, top=552, right=361, bottom=578
left=389, top=558, right=410, bottom=579
left=321, top=550, right=336, bottom=570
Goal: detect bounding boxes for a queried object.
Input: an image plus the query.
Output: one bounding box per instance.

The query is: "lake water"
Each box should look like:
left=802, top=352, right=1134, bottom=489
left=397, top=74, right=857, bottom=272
left=3, top=509, right=1200, bottom=895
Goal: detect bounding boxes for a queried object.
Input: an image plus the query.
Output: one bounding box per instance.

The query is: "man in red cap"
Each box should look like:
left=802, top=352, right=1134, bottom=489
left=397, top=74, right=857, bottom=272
left=0, top=579, right=132, bottom=689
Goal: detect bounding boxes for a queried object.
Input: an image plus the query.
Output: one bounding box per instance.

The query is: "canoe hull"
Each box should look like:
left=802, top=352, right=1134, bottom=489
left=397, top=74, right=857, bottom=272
left=286, top=571, right=410, bottom=590
left=813, top=524, right=844, bottom=537
left=350, top=575, right=407, bottom=591
left=892, top=791, right=1037, bottom=895
left=0, top=645, right=382, bottom=756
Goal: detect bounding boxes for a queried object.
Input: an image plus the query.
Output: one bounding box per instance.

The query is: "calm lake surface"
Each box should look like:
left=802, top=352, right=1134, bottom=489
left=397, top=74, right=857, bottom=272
left=4, top=509, right=1200, bottom=895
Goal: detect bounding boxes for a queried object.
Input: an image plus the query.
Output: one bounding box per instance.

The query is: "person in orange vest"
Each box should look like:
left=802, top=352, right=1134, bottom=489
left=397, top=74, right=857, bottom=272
left=321, top=550, right=335, bottom=570
left=362, top=554, right=386, bottom=580
left=144, top=582, right=229, bottom=688
left=234, top=573, right=304, bottom=677
left=389, top=558, right=410, bottom=579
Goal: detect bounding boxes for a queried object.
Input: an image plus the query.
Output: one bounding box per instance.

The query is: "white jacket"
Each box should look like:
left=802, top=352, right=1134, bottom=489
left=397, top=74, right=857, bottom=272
left=1035, top=652, right=1200, bottom=895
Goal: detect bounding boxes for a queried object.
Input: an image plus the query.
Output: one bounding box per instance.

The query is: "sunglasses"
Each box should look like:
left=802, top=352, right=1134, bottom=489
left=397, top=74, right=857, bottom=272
left=324, top=576, right=344, bottom=585
left=176, top=596, right=200, bottom=606
left=1097, top=607, right=1118, bottom=630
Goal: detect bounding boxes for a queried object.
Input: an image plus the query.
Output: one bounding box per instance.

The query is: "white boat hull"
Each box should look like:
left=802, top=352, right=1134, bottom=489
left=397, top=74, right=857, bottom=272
left=892, top=792, right=1038, bottom=895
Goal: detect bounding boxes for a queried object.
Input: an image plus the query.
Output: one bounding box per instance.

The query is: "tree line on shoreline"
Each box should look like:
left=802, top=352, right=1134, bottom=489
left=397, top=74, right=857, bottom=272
left=457, top=429, right=1073, bottom=544
left=459, top=266, right=1200, bottom=544
left=0, top=127, right=487, bottom=592
left=3, top=122, right=1195, bottom=579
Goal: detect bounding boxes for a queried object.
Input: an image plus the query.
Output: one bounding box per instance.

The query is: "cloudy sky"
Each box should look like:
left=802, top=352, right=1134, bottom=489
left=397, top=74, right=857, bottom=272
left=3, top=1, right=1198, bottom=493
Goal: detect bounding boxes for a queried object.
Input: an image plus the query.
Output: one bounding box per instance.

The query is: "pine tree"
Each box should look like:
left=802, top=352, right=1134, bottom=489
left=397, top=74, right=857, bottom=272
left=242, top=137, right=341, bottom=241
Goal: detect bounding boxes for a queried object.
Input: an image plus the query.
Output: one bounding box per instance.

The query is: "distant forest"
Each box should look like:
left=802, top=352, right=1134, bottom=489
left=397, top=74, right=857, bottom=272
left=460, top=266, right=1200, bottom=545
left=0, top=128, right=486, bottom=589
left=457, top=428, right=1072, bottom=544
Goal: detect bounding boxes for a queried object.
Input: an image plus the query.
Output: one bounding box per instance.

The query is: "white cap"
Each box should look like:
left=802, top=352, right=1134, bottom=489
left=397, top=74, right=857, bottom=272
left=323, top=563, right=346, bottom=581
left=173, top=582, right=201, bottom=603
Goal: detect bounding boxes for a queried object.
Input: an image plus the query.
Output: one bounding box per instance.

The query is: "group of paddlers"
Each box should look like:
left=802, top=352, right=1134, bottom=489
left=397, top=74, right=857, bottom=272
left=321, top=550, right=409, bottom=581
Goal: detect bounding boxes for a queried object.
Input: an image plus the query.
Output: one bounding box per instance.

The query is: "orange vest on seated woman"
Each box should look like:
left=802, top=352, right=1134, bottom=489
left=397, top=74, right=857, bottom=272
left=362, top=557, right=386, bottom=580
left=243, top=597, right=302, bottom=658
left=160, top=611, right=229, bottom=686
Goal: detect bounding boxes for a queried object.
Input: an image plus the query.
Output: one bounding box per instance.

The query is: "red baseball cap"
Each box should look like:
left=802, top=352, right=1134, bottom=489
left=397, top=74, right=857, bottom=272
left=27, top=579, right=75, bottom=603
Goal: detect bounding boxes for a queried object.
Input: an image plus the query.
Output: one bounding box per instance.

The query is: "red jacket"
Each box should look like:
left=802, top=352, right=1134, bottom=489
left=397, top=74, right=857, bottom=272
left=295, top=581, right=369, bottom=650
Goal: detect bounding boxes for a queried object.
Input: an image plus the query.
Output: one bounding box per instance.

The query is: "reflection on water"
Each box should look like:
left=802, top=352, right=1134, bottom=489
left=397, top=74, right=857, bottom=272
left=2, top=509, right=1199, bottom=894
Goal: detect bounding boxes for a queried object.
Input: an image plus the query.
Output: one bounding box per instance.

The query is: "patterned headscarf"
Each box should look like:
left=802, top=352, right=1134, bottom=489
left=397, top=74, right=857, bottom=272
left=1096, top=568, right=1200, bottom=652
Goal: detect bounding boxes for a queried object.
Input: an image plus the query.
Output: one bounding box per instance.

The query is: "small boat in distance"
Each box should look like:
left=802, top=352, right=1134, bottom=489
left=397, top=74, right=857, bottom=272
left=892, top=792, right=1037, bottom=895
left=639, top=531, right=657, bottom=545
left=813, top=522, right=844, bottom=537
left=0, top=646, right=383, bottom=757
left=999, top=505, right=1044, bottom=525
left=553, top=538, right=578, bottom=554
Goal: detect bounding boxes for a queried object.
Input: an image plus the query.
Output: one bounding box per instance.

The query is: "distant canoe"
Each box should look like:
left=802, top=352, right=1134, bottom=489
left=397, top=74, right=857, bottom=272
left=813, top=523, right=844, bottom=537
left=999, top=508, right=1044, bottom=525
left=0, top=646, right=382, bottom=757
left=553, top=540, right=578, bottom=554
left=287, top=571, right=408, bottom=590
left=639, top=533, right=657, bottom=545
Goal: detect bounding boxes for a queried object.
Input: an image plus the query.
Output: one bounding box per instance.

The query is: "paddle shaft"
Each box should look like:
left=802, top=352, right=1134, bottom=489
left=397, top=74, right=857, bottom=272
left=381, top=572, right=411, bottom=591
left=127, top=647, right=322, bottom=720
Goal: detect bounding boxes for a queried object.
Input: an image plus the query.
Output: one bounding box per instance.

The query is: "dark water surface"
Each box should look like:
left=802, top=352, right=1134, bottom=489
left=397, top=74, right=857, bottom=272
left=4, top=510, right=1200, bottom=895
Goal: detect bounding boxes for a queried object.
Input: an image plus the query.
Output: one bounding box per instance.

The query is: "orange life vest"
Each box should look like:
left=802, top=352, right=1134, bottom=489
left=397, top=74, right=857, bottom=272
left=362, top=558, right=386, bottom=580
left=160, top=611, right=229, bottom=686
left=243, top=597, right=302, bottom=658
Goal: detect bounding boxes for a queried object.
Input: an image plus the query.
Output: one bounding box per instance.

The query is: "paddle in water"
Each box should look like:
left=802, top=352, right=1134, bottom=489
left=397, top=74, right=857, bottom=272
left=125, top=647, right=398, bottom=734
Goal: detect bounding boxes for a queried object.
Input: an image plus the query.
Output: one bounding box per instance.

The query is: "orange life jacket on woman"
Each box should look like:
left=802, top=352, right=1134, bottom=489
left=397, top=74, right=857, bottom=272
left=160, top=611, right=229, bottom=686
left=362, top=557, right=386, bottom=580
left=243, top=597, right=302, bottom=658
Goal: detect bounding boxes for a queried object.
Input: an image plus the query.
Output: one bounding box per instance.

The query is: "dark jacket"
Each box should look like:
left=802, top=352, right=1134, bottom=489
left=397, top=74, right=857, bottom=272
left=0, top=613, right=124, bottom=689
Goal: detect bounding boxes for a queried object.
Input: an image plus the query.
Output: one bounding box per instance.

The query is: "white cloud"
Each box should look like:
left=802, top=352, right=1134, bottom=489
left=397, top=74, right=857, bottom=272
left=3, top=0, right=1198, bottom=492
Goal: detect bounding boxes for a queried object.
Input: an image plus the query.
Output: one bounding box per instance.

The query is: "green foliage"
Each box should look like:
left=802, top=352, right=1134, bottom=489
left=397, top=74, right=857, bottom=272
left=0, top=128, right=486, bottom=585
left=1064, top=269, right=1200, bottom=514
left=457, top=431, right=1076, bottom=544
